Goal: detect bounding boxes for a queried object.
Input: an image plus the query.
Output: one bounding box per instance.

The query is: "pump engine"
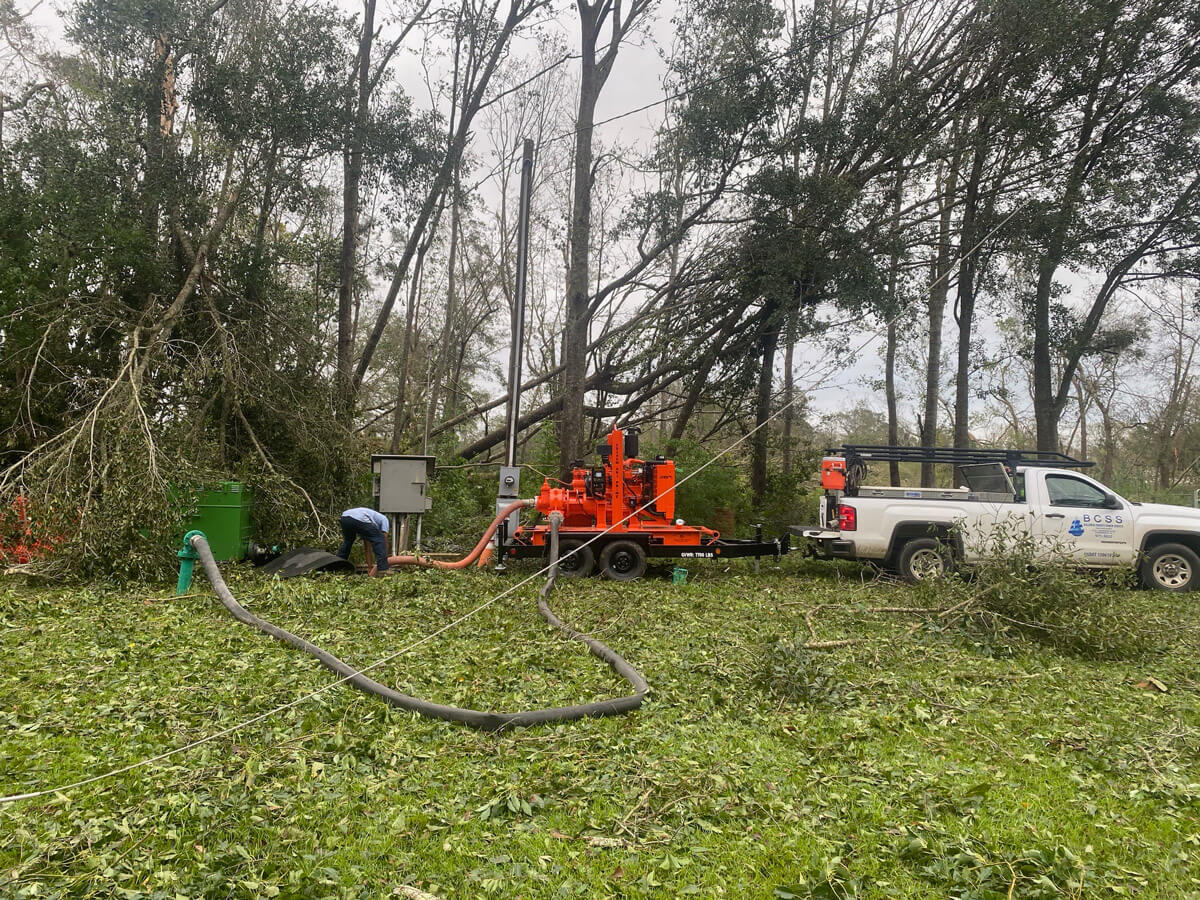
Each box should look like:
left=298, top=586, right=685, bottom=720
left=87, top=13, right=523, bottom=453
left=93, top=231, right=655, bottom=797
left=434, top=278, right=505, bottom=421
left=501, top=426, right=788, bottom=580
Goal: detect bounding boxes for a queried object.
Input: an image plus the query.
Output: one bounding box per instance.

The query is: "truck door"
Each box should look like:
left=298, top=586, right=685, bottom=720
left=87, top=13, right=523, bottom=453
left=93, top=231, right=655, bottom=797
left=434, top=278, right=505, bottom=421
left=1032, top=472, right=1135, bottom=564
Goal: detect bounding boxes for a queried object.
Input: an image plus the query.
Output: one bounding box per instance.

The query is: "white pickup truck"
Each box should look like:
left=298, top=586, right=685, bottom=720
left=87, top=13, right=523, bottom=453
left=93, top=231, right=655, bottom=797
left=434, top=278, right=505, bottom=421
left=799, top=451, right=1200, bottom=591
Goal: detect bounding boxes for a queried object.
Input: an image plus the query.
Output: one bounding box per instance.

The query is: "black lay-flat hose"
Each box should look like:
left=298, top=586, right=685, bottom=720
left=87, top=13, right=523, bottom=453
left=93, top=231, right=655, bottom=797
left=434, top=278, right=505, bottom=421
left=191, top=515, right=647, bottom=731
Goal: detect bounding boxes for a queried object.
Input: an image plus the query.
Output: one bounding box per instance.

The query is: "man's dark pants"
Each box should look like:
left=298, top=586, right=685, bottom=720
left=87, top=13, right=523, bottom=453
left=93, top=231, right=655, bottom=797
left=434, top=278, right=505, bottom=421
left=336, top=515, right=390, bottom=572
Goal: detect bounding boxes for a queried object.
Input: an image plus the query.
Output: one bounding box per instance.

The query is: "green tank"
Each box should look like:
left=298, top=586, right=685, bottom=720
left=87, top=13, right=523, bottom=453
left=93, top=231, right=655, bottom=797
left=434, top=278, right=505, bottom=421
left=186, top=482, right=253, bottom=561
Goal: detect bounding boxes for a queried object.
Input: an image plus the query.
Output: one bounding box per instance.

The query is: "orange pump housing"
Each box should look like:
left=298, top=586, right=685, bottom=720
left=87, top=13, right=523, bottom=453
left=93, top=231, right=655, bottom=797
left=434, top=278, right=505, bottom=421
left=516, top=426, right=718, bottom=548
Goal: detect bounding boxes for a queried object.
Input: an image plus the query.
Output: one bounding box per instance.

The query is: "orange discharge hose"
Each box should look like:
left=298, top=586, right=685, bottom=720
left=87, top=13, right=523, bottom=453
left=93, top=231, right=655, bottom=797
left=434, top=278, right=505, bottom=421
left=386, top=499, right=532, bottom=569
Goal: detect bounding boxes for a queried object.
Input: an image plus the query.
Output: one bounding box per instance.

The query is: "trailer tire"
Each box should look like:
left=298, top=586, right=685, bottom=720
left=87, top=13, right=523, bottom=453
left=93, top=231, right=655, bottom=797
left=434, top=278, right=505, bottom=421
left=599, top=540, right=647, bottom=581
left=897, top=538, right=952, bottom=584
left=555, top=539, right=595, bottom=578
left=1140, top=543, right=1199, bottom=592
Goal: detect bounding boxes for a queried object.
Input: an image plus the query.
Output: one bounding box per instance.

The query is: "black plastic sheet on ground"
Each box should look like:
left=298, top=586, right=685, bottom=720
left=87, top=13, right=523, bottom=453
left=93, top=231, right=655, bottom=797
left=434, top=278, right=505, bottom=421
left=258, top=548, right=355, bottom=579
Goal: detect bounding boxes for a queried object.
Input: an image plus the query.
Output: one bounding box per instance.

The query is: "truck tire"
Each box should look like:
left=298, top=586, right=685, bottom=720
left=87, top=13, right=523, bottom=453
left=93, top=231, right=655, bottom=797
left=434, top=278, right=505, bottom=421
left=1140, top=543, right=1200, bottom=591
left=897, top=538, right=952, bottom=584
left=555, top=539, right=595, bottom=578
left=599, top=540, right=647, bottom=581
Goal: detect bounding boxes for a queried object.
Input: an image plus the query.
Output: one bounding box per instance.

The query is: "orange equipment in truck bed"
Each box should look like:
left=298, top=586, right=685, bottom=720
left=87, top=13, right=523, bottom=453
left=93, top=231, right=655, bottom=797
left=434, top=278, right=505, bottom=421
left=820, top=456, right=847, bottom=491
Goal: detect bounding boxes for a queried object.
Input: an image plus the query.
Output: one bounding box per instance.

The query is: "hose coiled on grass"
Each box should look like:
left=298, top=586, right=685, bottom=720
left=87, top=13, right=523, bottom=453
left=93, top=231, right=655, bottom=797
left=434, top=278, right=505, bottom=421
left=191, top=520, right=647, bottom=731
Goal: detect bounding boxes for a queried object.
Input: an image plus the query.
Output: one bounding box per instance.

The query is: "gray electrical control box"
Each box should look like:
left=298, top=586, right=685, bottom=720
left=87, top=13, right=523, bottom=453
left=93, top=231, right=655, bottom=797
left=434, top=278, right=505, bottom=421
left=371, top=454, right=436, bottom=514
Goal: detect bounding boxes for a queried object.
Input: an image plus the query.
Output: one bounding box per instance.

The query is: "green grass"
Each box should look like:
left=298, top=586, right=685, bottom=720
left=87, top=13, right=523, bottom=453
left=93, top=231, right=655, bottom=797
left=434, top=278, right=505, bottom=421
left=1, top=558, right=1198, bottom=898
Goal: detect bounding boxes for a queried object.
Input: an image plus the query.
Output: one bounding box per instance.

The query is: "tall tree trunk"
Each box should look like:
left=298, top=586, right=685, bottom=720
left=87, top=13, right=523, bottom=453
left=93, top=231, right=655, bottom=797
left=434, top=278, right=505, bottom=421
left=781, top=309, right=795, bottom=475
left=921, top=154, right=960, bottom=486
left=143, top=34, right=171, bottom=244
left=558, top=0, right=648, bottom=474
left=1100, top=408, right=1115, bottom=483
left=884, top=158, right=905, bottom=487
left=247, top=138, right=279, bottom=306
left=885, top=320, right=900, bottom=486
left=559, top=5, right=603, bottom=476
left=1031, top=35, right=1110, bottom=452
left=751, top=306, right=779, bottom=503
left=390, top=242, right=427, bottom=452
left=424, top=171, right=461, bottom=448
left=953, top=127, right=986, bottom=451
left=1074, top=377, right=1088, bottom=461
left=1031, top=250, right=1064, bottom=453
left=337, top=0, right=376, bottom=419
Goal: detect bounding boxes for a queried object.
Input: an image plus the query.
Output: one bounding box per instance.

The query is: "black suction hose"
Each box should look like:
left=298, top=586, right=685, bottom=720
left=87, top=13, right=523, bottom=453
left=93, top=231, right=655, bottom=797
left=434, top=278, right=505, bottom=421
left=191, top=522, right=647, bottom=732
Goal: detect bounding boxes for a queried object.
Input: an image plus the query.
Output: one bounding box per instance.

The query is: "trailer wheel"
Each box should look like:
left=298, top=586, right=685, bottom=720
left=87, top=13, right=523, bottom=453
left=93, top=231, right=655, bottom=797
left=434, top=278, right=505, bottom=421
left=1140, top=543, right=1199, bottom=591
left=897, top=538, right=952, bottom=584
left=555, top=540, right=595, bottom=578
left=599, top=540, right=647, bottom=581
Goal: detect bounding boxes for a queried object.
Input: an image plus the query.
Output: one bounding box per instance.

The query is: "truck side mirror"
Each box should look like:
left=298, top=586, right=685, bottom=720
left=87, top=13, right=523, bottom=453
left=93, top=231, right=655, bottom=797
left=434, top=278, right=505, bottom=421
left=1104, top=493, right=1122, bottom=510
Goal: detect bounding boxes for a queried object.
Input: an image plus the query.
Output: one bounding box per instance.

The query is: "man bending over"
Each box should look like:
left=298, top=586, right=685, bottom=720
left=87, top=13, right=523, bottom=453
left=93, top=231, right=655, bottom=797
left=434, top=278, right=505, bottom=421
left=336, top=506, right=390, bottom=575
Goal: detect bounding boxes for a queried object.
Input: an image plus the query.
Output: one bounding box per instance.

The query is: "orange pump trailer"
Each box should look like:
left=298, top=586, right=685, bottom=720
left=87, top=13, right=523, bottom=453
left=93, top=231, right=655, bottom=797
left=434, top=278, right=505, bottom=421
left=500, top=426, right=789, bottom=580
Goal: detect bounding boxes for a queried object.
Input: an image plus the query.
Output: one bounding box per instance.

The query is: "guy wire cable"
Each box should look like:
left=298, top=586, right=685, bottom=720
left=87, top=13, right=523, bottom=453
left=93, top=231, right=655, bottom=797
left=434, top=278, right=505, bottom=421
left=0, top=29, right=1176, bottom=807
left=0, top=363, right=855, bottom=806
left=0, top=168, right=1127, bottom=805
left=0, top=279, right=972, bottom=807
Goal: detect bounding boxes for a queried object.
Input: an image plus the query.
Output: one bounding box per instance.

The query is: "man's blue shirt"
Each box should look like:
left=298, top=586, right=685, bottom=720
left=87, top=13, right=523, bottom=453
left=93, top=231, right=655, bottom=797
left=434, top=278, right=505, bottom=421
left=342, top=507, right=389, bottom=533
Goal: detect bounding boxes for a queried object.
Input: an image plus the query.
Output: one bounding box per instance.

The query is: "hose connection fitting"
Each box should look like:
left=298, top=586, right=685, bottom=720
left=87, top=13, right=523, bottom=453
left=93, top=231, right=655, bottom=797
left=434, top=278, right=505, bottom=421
left=176, top=530, right=206, bottom=596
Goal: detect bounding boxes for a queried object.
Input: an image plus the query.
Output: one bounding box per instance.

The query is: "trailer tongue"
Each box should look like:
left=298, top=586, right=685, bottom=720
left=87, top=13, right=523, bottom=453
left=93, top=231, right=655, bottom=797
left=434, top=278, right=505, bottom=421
left=500, top=426, right=788, bottom=579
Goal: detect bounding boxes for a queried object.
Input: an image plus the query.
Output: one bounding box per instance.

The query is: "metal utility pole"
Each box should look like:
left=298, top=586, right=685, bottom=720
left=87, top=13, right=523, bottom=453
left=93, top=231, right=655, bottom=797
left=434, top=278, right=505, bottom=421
left=496, top=140, right=535, bottom=559
left=505, top=139, right=534, bottom=468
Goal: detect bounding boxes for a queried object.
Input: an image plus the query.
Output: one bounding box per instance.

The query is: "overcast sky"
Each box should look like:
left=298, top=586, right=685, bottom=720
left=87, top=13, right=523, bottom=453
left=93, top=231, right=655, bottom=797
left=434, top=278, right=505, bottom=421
left=15, top=0, right=1114, bottom=438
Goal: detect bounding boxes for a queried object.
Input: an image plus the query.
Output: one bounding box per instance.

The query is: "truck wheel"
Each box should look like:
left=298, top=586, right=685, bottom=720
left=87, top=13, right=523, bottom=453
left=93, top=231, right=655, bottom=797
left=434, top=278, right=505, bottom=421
left=599, top=540, right=647, bottom=581
left=897, top=538, right=952, bottom=584
left=555, top=540, right=595, bottom=578
left=1140, top=543, right=1199, bottom=591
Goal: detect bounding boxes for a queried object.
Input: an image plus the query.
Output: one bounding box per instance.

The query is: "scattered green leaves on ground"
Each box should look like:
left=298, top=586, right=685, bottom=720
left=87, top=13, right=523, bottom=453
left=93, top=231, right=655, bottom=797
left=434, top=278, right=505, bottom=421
left=2, top=557, right=1198, bottom=897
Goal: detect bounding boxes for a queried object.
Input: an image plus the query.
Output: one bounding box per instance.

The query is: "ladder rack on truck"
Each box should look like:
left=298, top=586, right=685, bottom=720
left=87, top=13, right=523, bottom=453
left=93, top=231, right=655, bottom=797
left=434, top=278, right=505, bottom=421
left=831, top=445, right=1094, bottom=470
left=818, top=444, right=1092, bottom=504
left=853, top=485, right=994, bottom=502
